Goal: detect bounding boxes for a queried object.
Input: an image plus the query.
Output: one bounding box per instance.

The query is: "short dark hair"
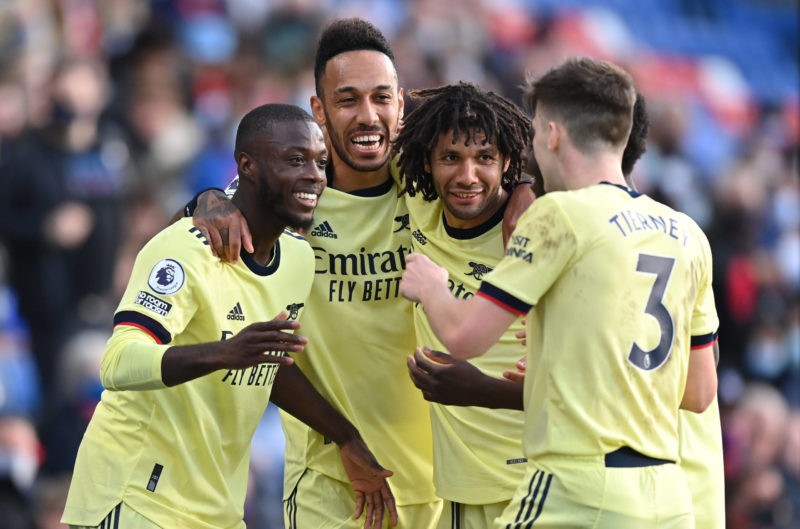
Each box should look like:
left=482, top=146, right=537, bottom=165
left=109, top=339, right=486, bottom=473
left=621, top=92, right=650, bottom=178
left=523, top=57, right=636, bottom=152
left=234, top=103, right=315, bottom=158
left=394, top=82, right=533, bottom=201
left=313, top=18, right=395, bottom=96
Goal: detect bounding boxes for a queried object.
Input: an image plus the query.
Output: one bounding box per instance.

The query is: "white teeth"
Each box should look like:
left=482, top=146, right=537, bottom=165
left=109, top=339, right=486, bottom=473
left=294, top=192, right=317, bottom=200
left=353, top=135, right=380, bottom=143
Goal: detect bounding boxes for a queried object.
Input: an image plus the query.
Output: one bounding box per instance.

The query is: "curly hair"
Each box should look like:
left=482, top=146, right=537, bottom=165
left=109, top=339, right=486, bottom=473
left=393, top=82, right=533, bottom=201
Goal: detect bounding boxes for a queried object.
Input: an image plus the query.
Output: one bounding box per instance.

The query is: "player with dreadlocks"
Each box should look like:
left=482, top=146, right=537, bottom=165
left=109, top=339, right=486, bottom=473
left=392, top=82, right=534, bottom=529
left=398, top=82, right=533, bottom=201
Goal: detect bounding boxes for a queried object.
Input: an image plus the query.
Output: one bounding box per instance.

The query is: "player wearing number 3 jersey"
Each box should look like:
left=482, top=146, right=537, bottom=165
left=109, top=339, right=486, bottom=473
left=399, top=57, right=719, bottom=529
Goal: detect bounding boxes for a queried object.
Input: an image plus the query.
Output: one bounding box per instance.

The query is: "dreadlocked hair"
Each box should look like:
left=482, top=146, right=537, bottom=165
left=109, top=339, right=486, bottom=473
left=393, top=82, right=533, bottom=201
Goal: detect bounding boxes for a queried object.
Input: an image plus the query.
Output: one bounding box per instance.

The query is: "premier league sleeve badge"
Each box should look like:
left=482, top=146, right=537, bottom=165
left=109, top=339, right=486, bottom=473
left=147, top=259, right=186, bottom=295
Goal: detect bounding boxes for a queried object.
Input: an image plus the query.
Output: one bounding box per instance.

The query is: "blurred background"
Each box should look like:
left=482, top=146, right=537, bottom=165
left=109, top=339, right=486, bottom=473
left=0, top=0, right=796, bottom=528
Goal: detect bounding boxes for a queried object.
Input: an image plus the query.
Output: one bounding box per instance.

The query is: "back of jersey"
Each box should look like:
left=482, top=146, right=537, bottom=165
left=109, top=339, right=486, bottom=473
left=484, top=183, right=718, bottom=462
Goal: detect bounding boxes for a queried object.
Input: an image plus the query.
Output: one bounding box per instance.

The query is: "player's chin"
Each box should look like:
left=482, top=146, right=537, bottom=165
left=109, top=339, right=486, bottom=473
left=289, top=213, right=315, bottom=232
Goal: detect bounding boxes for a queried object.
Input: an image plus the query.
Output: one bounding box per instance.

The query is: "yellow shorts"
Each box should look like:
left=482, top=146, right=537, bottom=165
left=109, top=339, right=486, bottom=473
left=438, top=499, right=510, bottom=529
left=69, top=502, right=161, bottom=529
left=284, top=468, right=442, bottom=529
left=495, top=454, right=694, bottom=529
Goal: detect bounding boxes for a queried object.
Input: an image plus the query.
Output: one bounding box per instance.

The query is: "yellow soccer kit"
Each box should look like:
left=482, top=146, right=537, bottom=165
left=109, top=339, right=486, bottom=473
left=62, top=218, right=314, bottom=529
left=479, top=183, right=718, bottom=527
left=283, top=175, right=437, bottom=514
left=405, top=192, right=526, bottom=508
left=680, top=397, right=726, bottom=529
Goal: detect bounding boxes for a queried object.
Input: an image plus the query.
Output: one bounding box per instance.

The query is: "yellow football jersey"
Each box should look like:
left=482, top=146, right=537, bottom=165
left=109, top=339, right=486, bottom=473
left=479, top=183, right=718, bottom=462
left=680, top=398, right=725, bottom=529
left=282, top=175, right=436, bottom=506
left=62, top=218, right=314, bottom=529
left=406, top=191, right=526, bottom=504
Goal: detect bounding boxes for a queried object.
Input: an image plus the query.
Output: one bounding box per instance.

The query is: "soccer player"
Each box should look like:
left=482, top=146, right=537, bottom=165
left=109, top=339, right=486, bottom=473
left=392, top=82, right=532, bottom=529
left=399, top=57, right=719, bottom=528
left=623, top=95, right=726, bottom=529
left=508, top=92, right=726, bottom=529
left=61, top=104, right=396, bottom=529
left=191, top=18, right=440, bottom=529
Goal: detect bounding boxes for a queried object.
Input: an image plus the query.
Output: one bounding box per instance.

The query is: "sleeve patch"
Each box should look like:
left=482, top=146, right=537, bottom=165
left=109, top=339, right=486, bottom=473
left=134, top=291, right=173, bottom=317
left=147, top=259, right=185, bottom=295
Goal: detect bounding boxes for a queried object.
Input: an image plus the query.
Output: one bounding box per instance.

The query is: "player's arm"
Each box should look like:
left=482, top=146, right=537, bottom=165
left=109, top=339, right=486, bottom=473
left=502, top=178, right=536, bottom=249
left=172, top=186, right=253, bottom=263
left=400, top=253, right=518, bottom=360
left=408, top=347, right=523, bottom=409
left=270, top=364, right=398, bottom=529
left=101, top=312, right=304, bottom=390
left=680, top=340, right=718, bottom=413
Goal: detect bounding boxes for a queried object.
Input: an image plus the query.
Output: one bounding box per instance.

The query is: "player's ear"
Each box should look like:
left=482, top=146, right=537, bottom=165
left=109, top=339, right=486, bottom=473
left=398, top=87, right=405, bottom=120
left=310, top=96, right=326, bottom=128
left=236, top=151, right=255, bottom=183
left=547, top=121, right=560, bottom=152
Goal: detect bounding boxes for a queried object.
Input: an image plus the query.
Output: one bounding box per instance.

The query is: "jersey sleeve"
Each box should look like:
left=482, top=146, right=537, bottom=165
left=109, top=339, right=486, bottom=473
left=690, top=222, right=719, bottom=348
left=105, top=224, right=205, bottom=387
left=99, top=325, right=170, bottom=390
left=479, top=195, right=577, bottom=312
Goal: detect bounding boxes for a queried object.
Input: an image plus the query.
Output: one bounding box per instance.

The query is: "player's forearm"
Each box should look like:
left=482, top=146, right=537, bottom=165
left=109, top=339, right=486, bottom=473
left=271, top=364, right=359, bottom=446
left=161, top=342, right=228, bottom=387
left=680, top=342, right=718, bottom=413
left=470, top=376, right=524, bottom=410
left=420, top=293, right=513, bottom=360
left=418, top=290, right=480, bottom=359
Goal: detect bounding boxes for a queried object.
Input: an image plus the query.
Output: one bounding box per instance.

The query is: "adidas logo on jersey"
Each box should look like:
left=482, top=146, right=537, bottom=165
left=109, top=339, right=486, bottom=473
left=310, top=220, right=338, bottom=239
left=227, top=302, right=245, bottom=321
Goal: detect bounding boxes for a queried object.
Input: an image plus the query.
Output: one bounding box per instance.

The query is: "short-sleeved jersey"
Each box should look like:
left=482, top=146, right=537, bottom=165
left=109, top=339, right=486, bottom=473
left=680, top=399, right=726, bottom=529
left=282, top=175, right=436, bottom=506
left=478, top=183, right=718, bottom=462
left=62, top=218, right=314, bottom=529
left=405, top=192, right=526, bottom=504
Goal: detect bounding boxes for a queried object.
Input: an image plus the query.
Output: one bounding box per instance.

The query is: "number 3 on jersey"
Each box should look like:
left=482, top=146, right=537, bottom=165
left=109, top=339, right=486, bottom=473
left=629, top=254, right=676, bottom=371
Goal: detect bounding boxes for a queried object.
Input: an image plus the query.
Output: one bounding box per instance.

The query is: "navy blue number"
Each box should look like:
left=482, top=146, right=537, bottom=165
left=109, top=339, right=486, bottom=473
left=628, top=254, right=676, bottom=371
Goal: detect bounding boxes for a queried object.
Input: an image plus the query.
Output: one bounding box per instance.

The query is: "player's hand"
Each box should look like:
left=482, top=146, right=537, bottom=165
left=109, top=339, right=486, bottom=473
left=192, top=189, right=253, bottom=263
left=502, top=180, right=535, bottom=249
left=339, top=437, right=397, bottom=529
left=399, top=253, right=449, bottom=303
left=503, top=356, right=527, bottom=384
left=407, top=347, right=487, bottom=406
left=514, top=317, right=527, bottom=345
left=218, top=311, right=305, bottom=369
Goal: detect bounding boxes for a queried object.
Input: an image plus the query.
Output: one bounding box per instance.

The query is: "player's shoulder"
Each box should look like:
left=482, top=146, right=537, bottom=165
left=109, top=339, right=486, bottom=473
left=279, top=228, right=314, bottom=258
left=139, top=218, right=217, bottom=267
left=280, top=228, right=311, bottom=247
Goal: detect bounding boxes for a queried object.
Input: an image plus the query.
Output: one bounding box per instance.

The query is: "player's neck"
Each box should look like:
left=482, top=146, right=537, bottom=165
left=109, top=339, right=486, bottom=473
left=329, top=158, right=391, bottom=192
left=233, top=196, right=281, bottom=266
left=566, top=153, right=626, bottom=190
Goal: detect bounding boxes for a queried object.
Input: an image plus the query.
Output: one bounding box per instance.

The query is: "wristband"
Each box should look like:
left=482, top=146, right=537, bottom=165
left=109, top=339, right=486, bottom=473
left=511, top=178, right=534, bottom=191
left=183, top=187, right=225, bottom=217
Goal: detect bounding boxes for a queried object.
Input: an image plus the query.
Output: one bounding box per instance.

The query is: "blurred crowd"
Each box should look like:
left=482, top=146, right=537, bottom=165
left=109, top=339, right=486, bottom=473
left=0, top=1, right=796, bottom=528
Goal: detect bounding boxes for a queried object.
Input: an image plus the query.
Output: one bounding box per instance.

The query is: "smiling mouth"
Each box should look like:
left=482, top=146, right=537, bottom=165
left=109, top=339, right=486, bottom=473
left=451, top=190, right=480, bottom=200
left=351, top=133, right=383, bottom=152
left=294, top=192, right=319, bottom=208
